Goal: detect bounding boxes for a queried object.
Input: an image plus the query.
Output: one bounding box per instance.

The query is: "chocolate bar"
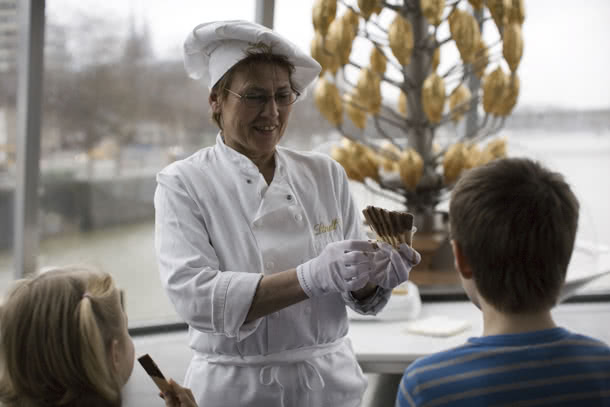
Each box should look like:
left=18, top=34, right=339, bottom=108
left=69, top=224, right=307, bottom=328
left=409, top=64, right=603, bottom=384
left=138, top=354, right=172, bottom=394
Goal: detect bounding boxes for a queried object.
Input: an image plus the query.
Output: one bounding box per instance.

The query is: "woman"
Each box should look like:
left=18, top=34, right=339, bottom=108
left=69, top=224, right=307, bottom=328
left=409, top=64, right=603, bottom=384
left=0, top=266, right=195, bottom=407
left=154, top=20, right=420, bottom=407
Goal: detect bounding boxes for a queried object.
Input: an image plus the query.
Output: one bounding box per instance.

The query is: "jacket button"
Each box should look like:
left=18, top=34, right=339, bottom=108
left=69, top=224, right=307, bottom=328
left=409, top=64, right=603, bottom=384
left=265, top=261, right=274, bottom=270
left=294, top=214, right=303, bottom=222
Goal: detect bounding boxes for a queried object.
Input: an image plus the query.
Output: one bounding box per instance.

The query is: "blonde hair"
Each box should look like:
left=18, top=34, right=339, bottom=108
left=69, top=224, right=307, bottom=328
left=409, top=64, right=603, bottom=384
left=0, top=266, right=126, bottom=407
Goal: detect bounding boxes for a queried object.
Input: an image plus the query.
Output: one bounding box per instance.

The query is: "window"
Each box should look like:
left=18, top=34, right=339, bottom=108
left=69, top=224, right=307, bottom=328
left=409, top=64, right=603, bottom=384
left=1, top=1, right=255, bottom=326
left=2, top=1, right=608, bottom=331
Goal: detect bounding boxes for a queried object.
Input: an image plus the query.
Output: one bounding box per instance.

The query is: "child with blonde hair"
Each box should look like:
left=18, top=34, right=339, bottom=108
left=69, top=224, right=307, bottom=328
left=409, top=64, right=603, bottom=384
left=0, top=266, right=196, bottom=407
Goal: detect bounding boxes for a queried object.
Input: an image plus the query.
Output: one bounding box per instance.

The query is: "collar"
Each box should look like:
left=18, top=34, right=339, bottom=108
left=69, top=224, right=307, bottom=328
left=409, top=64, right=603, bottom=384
left=215, top=132, right=287, bottom=180
left=468, top=327, right=571, bottom=347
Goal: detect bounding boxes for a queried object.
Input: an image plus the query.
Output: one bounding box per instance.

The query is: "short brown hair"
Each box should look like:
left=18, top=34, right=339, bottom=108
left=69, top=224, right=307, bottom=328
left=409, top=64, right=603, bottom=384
left=0, top=266, right=125, bottom=407
left=209, top=42, right=296, bottom=130
left=449, top=158, right=579, bottom=313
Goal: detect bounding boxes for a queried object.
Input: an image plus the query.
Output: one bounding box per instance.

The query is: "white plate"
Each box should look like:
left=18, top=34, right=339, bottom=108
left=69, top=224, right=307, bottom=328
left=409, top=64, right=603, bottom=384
left=405, top=315, right=471, bottom=337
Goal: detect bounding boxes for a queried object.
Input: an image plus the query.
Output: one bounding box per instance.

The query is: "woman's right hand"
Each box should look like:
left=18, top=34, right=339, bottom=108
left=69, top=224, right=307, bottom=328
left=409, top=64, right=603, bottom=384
left=161, top=378, right=198, bottom=407
left=296, top=240, right=377, bottom=297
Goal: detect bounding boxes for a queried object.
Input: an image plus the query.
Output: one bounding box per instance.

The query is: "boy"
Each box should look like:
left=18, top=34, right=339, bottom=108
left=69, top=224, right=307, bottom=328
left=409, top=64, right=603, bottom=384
left=396, top=158, right=610, bottom=406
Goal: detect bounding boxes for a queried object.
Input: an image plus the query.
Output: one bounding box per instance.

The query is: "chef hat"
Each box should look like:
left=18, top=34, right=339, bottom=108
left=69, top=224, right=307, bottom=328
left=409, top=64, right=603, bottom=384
left=184, top=20, right=322, bottom=92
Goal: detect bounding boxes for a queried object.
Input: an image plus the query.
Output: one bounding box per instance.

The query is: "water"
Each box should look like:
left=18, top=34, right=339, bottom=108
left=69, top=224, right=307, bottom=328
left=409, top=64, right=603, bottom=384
left=1, top=131, right=609, bottom=324
left=0, top=222, right=176, bottom=325
left=508, top=130, right=610, bottom=247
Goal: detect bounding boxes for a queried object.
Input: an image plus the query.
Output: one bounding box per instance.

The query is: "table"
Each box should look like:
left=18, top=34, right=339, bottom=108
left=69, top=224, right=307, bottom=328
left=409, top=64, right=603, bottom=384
left=126, top=301, right=610, bottom=406
left=349, top=301, right=610, bottom=406
left=348, top=301, right=610, bottom=374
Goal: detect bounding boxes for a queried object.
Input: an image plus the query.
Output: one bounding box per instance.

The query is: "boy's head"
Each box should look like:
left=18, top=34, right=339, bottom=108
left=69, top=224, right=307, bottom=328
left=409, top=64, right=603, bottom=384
left=449, top=157, right=579, bottom=314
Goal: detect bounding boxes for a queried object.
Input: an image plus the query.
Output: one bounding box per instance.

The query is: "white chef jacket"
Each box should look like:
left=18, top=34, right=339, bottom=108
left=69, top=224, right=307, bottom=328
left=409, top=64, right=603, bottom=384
left=154, top=134, right=391, bottom=407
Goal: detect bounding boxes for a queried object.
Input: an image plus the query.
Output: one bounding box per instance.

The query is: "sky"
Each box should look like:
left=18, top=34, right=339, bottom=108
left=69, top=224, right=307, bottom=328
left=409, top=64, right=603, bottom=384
left=49, top=0, right=610, bottom=110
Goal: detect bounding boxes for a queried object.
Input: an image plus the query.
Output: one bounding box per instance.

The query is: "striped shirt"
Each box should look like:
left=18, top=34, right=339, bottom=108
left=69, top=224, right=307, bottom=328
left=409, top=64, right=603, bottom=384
left=396, top=328, right=610, bottom=407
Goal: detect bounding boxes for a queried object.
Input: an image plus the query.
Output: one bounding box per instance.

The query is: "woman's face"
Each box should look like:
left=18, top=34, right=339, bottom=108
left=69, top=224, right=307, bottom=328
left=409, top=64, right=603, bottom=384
left=211, top=61, right=294, bottom=159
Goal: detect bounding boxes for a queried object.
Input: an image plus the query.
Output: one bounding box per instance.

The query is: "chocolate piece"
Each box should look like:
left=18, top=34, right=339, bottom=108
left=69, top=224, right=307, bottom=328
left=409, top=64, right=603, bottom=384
left=377, top=207, right=392, bottom=243
left=362, top=207, right=376, bottom=234
left=382, top=208, right=399, bottom=248
left=138, top=354, right=172, bottom=394
left=362, top=206, right=415, bottom=247
left=394, top=211, right=414, bottom=246
left=365, top=206, right=385, bottom=239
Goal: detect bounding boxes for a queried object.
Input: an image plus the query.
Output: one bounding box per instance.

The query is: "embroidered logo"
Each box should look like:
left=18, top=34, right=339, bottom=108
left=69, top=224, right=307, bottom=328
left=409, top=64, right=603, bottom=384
left=314, top=218, right=339, bottom=235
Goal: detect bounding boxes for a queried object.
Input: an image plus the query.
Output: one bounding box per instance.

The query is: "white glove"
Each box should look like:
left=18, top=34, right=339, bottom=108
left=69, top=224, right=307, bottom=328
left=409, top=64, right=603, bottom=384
left=297, top=240, right=376, bottom=297
left=371, top=242, right=421, bottom=289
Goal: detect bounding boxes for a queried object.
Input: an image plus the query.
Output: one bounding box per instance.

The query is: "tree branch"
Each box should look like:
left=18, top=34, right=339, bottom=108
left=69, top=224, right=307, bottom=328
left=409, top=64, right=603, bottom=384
left=375, top=110, right=411, bottom=131
left=432, top=111, right=497, bottom=160
left=363, top=178, right=407, bottom=204
left=380, top=103, right=412, bottom=126
left=372, top=115, right=401, bottom=148
left=435, top=94, right=481, bottom=128
left=443, top=51, right=503, bottom=83
left=380, top=1, right=405, bottom=13
left=343, top=53, right=405, bottom=90
left=436, top=36, right=452, bottom=46
left=365, top=17, right=389, bottom=35
left=343, top=93, right=410, bottom=132
left=336, top=124, right=379, bottom=151
left=359, top=30, right=389, bottom=45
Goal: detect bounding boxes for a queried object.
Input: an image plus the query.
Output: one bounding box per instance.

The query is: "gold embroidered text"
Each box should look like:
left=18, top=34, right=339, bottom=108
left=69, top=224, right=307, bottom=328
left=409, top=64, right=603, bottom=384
left=314, top=218, right=339, bottom=235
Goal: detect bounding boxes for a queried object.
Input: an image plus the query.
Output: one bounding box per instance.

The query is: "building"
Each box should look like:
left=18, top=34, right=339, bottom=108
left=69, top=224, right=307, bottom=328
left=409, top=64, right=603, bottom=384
left=0, top=0, right=17, bottom=73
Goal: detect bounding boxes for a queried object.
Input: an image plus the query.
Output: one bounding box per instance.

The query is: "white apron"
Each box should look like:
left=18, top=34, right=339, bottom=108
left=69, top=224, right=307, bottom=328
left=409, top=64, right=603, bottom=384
left=184, top=170, right=366, bottom=406
left=185, top=337, right=366, bottom=407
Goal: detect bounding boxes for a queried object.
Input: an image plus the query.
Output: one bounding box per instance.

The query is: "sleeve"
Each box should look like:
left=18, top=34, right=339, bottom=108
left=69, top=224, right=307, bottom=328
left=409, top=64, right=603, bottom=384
left=330, top=160, right=392, bottom=314
left=154, top=170, right=263, bottom=342
left=395, top=367, right=418, bottom=407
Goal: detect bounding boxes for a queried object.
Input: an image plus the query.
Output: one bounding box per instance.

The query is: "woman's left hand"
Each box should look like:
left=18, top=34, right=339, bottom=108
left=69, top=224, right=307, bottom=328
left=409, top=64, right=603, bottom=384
left=371, top=242, right=421, bottom=289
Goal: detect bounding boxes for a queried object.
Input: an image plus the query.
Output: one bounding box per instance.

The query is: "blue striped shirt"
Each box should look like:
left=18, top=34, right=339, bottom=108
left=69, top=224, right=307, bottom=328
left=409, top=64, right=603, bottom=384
left=396, top=328, right=610, bottom=407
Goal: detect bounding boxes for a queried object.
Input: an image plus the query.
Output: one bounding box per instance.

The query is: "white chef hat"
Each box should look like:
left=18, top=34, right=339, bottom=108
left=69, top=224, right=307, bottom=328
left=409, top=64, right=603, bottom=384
left=184, top=20, right=322, bottom=92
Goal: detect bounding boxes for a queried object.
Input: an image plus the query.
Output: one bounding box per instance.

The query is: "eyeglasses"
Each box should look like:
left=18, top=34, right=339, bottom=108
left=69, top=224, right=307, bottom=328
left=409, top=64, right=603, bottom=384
left=224, top=88, right=300, bottom=108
